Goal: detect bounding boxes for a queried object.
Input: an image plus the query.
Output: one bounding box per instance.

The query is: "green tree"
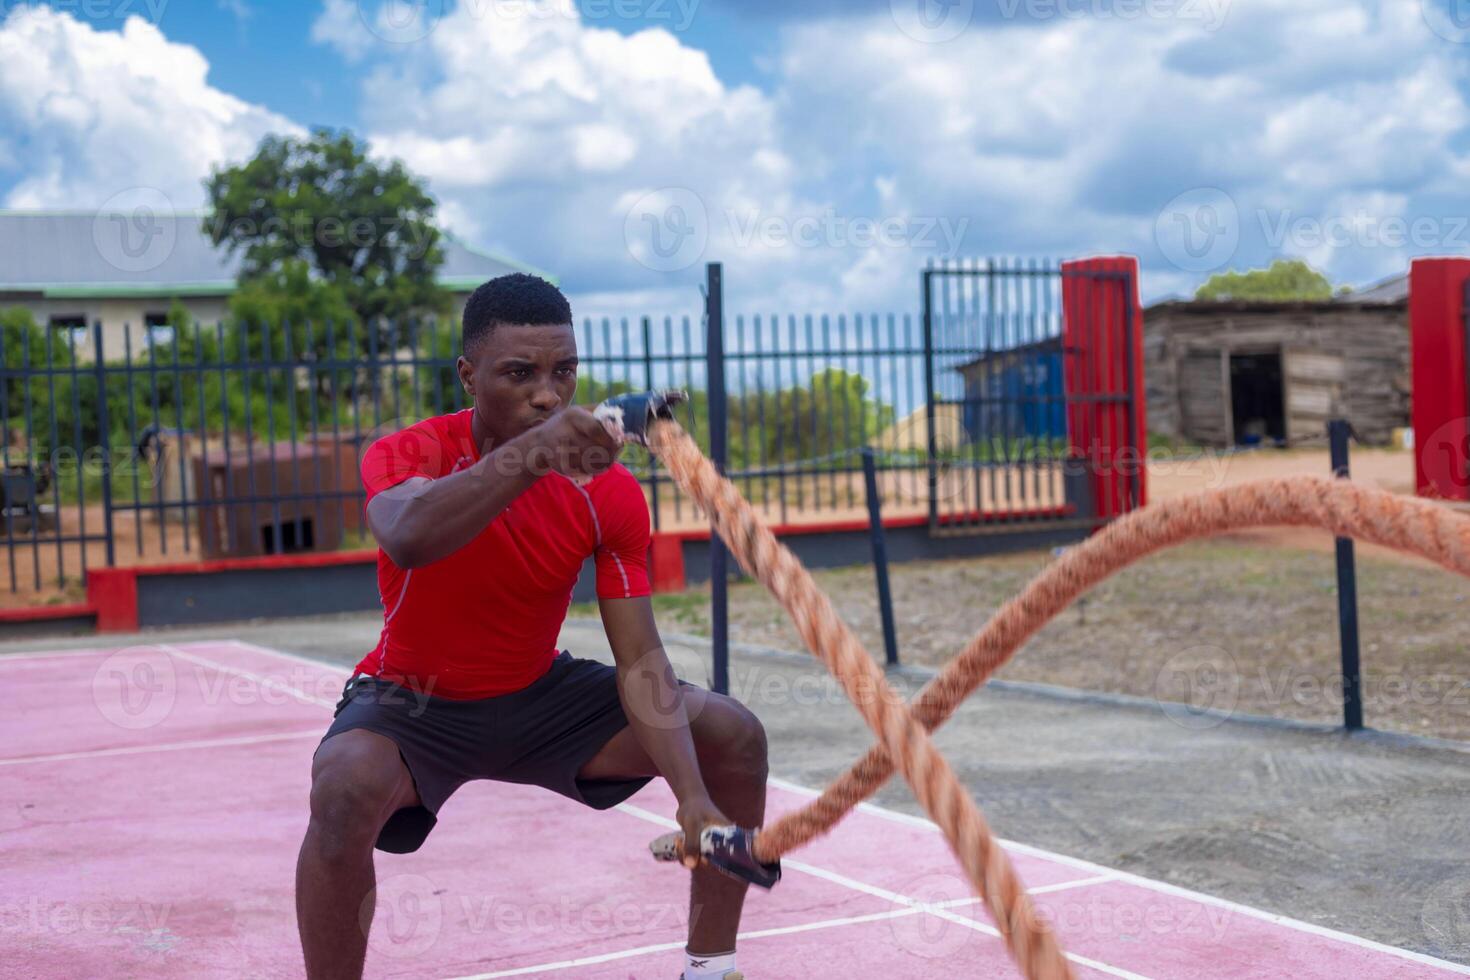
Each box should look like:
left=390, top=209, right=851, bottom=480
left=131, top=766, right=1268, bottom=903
left=0, top=307, right=78, bottom=458
left=1195, top=259, right=1335, bottom=302
left=730, top=368, right=895, bottom=468
left=202, top=128, right=450, bottom=351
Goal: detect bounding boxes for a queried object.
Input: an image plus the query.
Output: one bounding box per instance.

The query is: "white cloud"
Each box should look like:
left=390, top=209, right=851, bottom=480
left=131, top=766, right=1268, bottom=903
left=321, top=1, right=796, bottom=303
left=321, top=0, right=1470, bottom=310
left=8, top=0, right=1470, bottom=312
left=770, top=0, right=1470, bottom=300
left=0, top=6, right=299, bottom=210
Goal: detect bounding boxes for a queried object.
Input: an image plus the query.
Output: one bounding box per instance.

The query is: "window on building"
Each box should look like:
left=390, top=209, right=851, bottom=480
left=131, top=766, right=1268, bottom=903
left=144, top=312, right=175, bottom=349
left=48, top=315, right=89, bottom=347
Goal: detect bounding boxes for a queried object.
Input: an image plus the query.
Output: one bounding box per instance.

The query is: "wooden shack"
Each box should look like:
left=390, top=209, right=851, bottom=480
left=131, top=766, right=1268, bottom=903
left=1145, top=293, right=1409, bottom=447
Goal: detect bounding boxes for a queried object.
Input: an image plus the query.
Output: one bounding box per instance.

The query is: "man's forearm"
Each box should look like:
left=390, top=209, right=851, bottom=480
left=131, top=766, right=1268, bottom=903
left=619, top=656, right=710, bottom=803
left=385, top=434, right=543, bottom=567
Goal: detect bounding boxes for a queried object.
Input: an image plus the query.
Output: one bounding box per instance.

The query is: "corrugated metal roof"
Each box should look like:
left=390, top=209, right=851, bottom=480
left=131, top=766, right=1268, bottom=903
left=0, top=211, right=544, bottom=294
left=1337, top=272, right=1408, bottom=304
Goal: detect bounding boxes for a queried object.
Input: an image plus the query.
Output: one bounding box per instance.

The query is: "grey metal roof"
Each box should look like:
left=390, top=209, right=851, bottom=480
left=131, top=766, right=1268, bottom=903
left=0, top=211, right=544, bottom=296
left=1337, top=272, right=1408, bottom=304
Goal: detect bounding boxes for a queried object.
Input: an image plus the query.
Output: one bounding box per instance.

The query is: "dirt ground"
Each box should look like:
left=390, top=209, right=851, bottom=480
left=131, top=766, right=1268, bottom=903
left=602, top=447, right=1470, bottom=743
left=622, top=536, right=1470, bottom=742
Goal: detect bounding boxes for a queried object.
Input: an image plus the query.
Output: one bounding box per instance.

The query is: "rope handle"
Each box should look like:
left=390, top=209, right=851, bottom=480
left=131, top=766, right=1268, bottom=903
left=649, top=825, right=782, bottom=890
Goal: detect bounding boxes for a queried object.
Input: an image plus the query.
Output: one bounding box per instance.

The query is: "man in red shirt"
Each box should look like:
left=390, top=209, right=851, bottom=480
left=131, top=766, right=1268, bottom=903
left=296, top=274, right=766, bottom=980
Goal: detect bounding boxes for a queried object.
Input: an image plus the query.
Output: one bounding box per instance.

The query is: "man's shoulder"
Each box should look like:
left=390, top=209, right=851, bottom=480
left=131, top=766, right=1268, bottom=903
left=590, top=461, right=642, bottom=492
left=362, top=410, right=474, bottom=481
left=585, top=463, right=649, bottom=512
left=369, top=410, right=462, bottom=446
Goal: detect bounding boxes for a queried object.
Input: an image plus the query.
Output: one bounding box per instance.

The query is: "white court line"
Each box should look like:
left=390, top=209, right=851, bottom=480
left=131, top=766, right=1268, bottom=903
left=766, top=775, right=1470, bottom=975
left=440, top=862, right=1121, bottom=980
left=0, top=729, right=322, bottom=766
left=0, top=647, right=119, bottom=664
left=443, top=906, right=941, bottom=980
left=612, top=801, right=1148, bottom=980
left=101, top=640, right=1470, bottom=977
left=156, top=643, right=338, bottom=709
left=225, top=638, right=354, bottom=673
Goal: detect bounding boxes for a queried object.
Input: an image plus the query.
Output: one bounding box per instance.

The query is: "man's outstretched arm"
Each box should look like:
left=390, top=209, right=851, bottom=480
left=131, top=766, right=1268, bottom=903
left=367, top=408, right=618, bottom=569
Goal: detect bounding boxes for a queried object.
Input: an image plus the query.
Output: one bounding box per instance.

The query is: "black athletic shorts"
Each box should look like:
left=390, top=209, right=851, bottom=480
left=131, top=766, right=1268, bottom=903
left=316, top=650, right=663, bottom=854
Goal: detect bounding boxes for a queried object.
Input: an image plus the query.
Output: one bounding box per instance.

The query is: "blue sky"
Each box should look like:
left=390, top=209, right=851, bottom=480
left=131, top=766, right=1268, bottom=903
left=4, top=0, right=1470, bottom=314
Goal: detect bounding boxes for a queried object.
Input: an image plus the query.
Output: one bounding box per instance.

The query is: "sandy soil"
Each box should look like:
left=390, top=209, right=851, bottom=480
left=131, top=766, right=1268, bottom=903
left=609, top=447, right=1470, bottom=743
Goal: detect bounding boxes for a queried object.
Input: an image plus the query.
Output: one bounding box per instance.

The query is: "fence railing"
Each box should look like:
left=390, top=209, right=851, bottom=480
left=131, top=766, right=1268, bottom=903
left=0, top=300, right=943, bottom=599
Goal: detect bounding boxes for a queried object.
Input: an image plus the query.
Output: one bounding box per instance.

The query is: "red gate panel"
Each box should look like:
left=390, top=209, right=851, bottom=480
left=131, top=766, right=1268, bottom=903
left=1061, top=256, right=1147, bottom=521
left=1411, top=257, right=1470, bottom=500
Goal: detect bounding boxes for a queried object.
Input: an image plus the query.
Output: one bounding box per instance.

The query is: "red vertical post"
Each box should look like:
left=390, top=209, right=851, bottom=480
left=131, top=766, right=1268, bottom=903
left=87, top=568, right=139, bottom=633
left=648, top=534, right=687, bottom=593
left=1411, top=257, right=1470, bottom=500
left=1061, top=256, right=1147, bottom=521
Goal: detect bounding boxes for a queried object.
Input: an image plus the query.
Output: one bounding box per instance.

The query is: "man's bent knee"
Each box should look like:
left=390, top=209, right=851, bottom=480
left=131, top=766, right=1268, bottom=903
left=307, top=731, right=416, bottom=861
left=701, top=699, right=768, bottom=784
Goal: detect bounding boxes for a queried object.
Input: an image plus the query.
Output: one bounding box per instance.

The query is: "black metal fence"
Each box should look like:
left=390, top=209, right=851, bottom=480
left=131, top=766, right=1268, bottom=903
left=0, top=259, right=1119, bottom=598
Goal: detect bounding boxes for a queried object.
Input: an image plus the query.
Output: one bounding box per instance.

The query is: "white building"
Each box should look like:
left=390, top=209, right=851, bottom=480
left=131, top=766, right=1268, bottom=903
left=0, top=210, right=546, bottom=358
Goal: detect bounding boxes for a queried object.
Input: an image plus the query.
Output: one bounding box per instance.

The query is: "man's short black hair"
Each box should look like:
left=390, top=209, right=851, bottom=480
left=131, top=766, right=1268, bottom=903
left=461, top=273, right=572, bottom=355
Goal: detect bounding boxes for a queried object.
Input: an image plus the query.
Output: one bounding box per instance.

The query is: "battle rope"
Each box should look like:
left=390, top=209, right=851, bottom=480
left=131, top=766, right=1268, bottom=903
left=749, top=468, right=1470, bottom=864
left=613, top=392, right=1470, bottom=980
left=649, top=419, right=1073, bottom=980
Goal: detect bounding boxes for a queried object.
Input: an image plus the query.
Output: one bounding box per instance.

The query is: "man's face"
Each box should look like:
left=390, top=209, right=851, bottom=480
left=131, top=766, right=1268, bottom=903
left=458, top=322, right=578, bottom=446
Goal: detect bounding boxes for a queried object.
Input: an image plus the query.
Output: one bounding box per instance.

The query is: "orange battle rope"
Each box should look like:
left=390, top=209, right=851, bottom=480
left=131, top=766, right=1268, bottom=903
left=648, top=418, right=1470, bottom=980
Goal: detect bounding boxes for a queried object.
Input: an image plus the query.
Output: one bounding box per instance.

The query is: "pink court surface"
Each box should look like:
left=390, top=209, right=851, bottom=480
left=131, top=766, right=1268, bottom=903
left=5, top=640, right=1468, bottom=980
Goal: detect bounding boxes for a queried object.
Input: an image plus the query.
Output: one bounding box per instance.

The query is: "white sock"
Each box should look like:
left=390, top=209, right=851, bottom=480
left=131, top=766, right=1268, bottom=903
left=683, top=948, right=737, bottom=979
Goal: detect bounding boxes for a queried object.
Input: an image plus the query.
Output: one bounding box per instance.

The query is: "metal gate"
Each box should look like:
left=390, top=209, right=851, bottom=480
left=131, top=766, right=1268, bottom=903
left=922, top=257, right=1144, bottom=536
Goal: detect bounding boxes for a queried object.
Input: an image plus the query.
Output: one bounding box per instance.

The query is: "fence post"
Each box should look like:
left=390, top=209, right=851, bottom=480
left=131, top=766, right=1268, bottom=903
left=1328, top=419, right=1363, bottom=731
left=706, top=262, right=729, bottom=696
left=921, top=267, right=938, bottom=530
left=641, top=315, right=660, bottom=532
left=93, top=321, right=116, bottom=567
left=862, top=449, right=900, bottom=667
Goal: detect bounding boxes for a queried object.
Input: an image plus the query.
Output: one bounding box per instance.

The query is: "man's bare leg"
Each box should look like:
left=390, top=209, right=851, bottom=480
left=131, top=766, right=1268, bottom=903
left=296, top=729, right=419, bottom=980
left=580, top=695, right=769, bottom=957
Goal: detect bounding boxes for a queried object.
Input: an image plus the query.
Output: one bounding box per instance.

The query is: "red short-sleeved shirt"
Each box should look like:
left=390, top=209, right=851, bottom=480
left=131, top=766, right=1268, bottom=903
left=353, top=408, right=651, bottom=699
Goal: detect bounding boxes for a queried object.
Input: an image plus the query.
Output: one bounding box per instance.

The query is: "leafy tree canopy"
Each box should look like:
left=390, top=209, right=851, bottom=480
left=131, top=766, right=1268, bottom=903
left=1195, top=259, right=1337, bottom=302
left=203, top=128, right=450, bottom=343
